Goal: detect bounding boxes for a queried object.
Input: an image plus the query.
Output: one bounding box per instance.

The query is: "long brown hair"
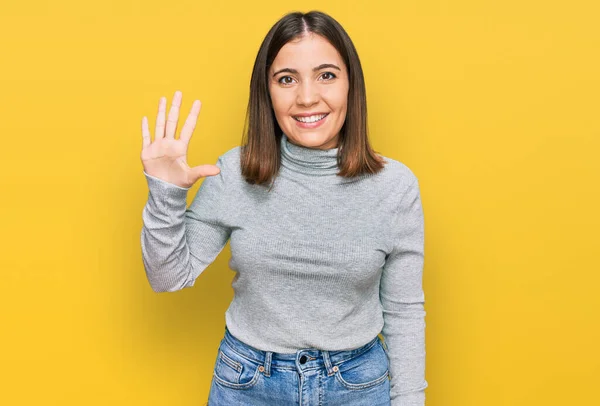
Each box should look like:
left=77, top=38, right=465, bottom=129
left=240, top=10, right=385, bottom=187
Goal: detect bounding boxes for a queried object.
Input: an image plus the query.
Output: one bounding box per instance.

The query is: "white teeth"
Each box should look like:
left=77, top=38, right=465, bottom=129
left=294, top=114, right=327, bottom=123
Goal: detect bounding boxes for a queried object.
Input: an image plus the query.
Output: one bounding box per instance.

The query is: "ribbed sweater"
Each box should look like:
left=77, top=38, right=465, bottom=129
left=140, top=133, right=428, bottom=405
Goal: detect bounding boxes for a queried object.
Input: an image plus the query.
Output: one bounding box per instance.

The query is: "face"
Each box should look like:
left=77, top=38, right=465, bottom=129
left=268, top=33, right=349, bottom=150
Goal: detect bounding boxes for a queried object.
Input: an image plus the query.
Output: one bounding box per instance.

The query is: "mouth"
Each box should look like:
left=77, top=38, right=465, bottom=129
left=292, top=113, right=330, bottom=123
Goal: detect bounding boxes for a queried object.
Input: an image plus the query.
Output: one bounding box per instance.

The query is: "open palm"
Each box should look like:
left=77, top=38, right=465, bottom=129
left=140, top=90, right=220, bottom=189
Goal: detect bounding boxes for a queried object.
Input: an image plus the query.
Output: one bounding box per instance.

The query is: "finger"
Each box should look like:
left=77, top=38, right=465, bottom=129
left=155, top=96, right=167, bottom=140
left=141, top=116, right=151, bottom=148
left=165, top=90, right=182, bottom=139
left=191, top=164, right=221, bottom=180
left=179, top=100, right=202, bottom=144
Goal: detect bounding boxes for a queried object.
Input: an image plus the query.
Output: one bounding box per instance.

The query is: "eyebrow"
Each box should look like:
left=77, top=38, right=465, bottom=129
left=272, top=63, right=341, bottom=77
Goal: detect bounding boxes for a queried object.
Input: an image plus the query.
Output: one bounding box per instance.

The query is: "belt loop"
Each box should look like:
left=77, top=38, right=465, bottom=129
left=263, top=351, right=272, bottom=377
left=322, top=350, right=335, bottom=376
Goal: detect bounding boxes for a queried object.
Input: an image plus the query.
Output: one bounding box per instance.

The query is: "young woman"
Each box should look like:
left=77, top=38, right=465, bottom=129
left=140, top=10, right=427, bottom=406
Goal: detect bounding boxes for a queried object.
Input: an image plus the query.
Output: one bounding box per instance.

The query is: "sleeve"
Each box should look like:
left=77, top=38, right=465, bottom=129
left=140, top=156, right=232, bottom=292
left=380, top=178, right=428, bottom=406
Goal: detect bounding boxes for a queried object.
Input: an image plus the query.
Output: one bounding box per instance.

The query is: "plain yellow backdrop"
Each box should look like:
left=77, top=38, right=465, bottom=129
left=1, top=1, right=598, bottom=405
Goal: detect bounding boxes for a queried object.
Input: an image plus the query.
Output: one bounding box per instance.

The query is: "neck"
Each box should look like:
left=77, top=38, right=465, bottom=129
left=279, top=133, right=340, bottom=177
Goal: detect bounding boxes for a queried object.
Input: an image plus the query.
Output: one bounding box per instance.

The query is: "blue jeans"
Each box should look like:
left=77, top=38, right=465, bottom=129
left=207, top=326, right=391, bottom=405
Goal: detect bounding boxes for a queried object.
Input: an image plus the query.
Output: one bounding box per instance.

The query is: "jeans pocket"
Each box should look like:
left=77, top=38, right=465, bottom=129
left=213, top=341, right=262, bottom=390
left=334, top=340, right=390, bottom=390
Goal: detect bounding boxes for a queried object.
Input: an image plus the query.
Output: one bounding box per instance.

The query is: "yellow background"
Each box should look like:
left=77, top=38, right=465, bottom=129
left=1, top=1, right=598, bottom=405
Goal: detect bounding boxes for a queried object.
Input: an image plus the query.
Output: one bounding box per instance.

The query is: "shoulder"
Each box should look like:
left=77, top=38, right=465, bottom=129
left=217, top=145, right=241, bottom=164
left=207, top=145, right=243, bottom=189
left=215, top=145, right=242, bottom=176
left=376, top=156, right=424, bottom=223
left=376, top=154, right=420, bottom=191
left=219, top=145, right=242, bottom=162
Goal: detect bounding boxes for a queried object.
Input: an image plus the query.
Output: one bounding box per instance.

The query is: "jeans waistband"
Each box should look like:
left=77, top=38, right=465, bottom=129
left=221, top=326, right=381, bottom=377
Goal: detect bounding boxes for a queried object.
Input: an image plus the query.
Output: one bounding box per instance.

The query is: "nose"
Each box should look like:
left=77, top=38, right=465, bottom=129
left=296, top=80, right=319, bottom=107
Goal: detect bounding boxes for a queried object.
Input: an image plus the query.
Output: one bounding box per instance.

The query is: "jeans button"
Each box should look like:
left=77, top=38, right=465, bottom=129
left=299, top=355, right=307, bottom=364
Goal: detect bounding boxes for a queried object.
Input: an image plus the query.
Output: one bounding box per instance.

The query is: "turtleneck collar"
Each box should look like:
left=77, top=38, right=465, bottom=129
left=279, top=133, right=340, bottom=176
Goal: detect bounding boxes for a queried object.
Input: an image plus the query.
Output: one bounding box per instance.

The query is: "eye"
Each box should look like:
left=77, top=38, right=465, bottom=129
left=278, top=76, right=295, bottom=86
left=277, top=72, right=337, bottom=86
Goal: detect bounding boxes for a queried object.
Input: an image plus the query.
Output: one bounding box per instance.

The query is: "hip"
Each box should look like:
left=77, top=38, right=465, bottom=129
left=207, top=326, right=391, bottom=406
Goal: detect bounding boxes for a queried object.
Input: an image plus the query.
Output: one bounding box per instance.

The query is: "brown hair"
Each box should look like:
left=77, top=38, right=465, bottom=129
left=240, top=10, right=385, bottom=187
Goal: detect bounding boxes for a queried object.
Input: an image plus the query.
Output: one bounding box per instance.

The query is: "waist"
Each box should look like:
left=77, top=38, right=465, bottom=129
left=222, top=326, right=382, bottom=370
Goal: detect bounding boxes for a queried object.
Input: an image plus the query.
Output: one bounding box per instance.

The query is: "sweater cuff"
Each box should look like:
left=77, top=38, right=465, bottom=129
left=143, top=171, right=190, bottom=200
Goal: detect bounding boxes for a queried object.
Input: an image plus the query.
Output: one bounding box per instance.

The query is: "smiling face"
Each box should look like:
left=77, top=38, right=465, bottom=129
left=268, top=33, right=349, bottom=150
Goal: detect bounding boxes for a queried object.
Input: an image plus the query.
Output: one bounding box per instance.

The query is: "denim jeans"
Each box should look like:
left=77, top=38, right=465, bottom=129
left=207, top=326, right=391, bottom=406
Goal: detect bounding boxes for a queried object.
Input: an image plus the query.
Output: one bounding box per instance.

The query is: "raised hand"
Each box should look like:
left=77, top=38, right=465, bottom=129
left=141, top=90, right=221, bottom=189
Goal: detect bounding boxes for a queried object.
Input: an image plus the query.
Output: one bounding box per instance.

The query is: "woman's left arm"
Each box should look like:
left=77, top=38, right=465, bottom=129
left=380, top=177, right=428, bottom=406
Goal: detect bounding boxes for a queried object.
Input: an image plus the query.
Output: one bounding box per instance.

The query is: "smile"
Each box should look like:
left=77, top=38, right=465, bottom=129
left=292, top=113, right=329, bottom=129
left=293, top=113, right=329, bottom=123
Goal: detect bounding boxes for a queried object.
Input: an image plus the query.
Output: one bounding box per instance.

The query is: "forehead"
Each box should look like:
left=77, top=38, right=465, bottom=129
left=271, top=34, right=344, bottom=70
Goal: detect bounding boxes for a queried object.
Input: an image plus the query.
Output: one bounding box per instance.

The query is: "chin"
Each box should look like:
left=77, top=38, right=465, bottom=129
left=287, top=134, right=337, bottom=149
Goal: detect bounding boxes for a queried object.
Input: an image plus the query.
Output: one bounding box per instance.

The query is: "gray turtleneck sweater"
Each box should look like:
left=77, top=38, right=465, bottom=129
left=140, top=134, right=427, bottom=405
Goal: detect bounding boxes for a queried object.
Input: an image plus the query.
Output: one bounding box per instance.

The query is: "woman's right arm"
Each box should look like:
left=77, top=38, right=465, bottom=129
left=139, top=90, right=230, bottom=292
left=141, top=158, right=231, bottom=292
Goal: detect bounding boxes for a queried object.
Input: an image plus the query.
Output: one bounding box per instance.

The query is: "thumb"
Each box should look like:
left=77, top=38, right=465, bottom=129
left=190, top=164, right=221, bottom=181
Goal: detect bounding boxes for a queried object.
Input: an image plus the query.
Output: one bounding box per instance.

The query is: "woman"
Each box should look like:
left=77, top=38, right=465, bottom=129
left=140, top=10, right=427, bottom=406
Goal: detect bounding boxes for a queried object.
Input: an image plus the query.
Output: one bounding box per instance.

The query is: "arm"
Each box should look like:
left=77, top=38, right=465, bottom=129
left=380, top=178, right=428, bottom=406
left=140, top=156, right=231, bottom=292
